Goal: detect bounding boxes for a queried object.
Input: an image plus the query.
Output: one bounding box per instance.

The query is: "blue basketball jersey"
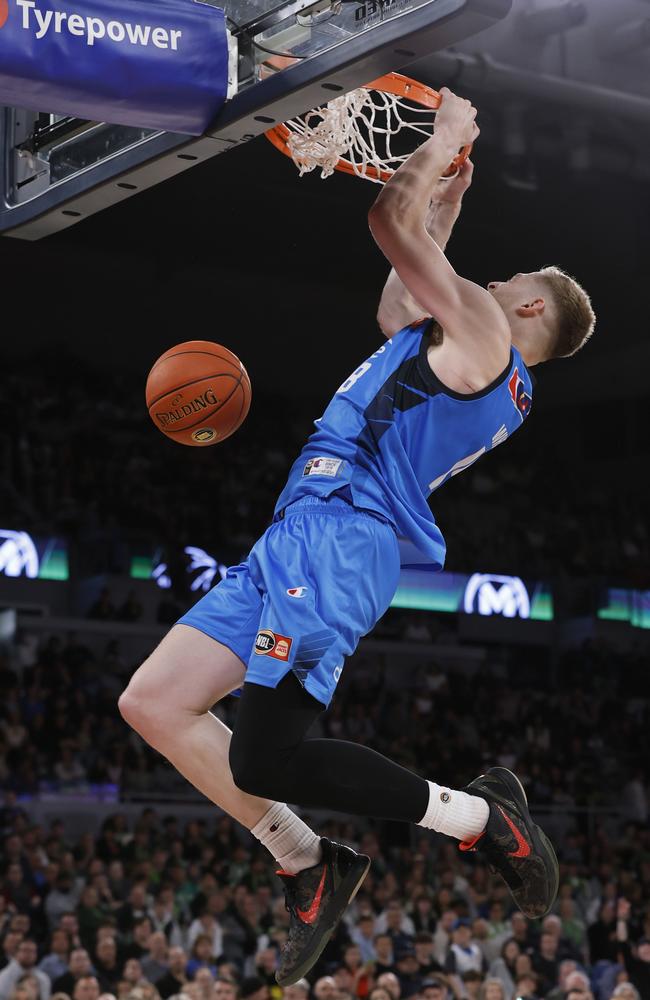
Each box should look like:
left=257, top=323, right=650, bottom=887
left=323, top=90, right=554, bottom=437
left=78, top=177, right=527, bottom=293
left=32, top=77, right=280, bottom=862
left=274, top=320, right=533, bottom=568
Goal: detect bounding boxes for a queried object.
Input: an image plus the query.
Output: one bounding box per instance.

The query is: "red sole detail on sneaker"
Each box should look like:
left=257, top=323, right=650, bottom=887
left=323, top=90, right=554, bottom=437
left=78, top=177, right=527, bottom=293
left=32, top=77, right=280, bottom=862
left=459, top=831, right=486, bottom=852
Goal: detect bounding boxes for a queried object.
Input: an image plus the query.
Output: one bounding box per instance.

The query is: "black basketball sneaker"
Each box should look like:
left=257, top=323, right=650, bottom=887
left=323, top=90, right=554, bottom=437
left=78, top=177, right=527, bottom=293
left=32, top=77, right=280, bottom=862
left=276, top=837, right=370, bottom=986
left=459, top=766, right=559, bottom=919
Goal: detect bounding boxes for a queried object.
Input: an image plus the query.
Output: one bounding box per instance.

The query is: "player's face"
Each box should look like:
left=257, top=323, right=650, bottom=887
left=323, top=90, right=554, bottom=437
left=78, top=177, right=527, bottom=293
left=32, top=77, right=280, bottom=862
left=488, top=271, right=547, bottom=308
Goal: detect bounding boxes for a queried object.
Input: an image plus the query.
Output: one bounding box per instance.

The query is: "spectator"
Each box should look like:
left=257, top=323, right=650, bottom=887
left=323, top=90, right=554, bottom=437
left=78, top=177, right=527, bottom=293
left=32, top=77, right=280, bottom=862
left=148, top=896, right=182, bottom=949
left=445, top=921, right=486, bottom=978
left=610, top=985, right=640, bottom=1000
left=531, top=932, right=559, bottom=995
left=420, top=978, right=450, bottom=1000
left=186, top=938, right=217, bottom=981
left=545, top=963, right=586, bottom=1000
left=72, top=977, right=100, bottom=1000
left=58, top=920, right=82, bottom=954
left=140, top=936, right=168, bottom=986
left=488, top=939, right=519, bottom=998
left=514, top=974, right=539, bottom=1000
left=559, top=900, right=587, bottom=955
left=0, top=942, right=51, bottom=1000
left=8, top=983, right=34, bottom=1000
left=372, top=937, right=394, bottom=977
left=478, top=979, right=506, bottom=1000
left=350, top=918, right=376, bottom=964
left=117, top=890, right=149, bottom=938
left=313, top=978, right=337, bottom=1000
left=45, top=880, right=81, bottom=930
left=213, top=980, right=238, bottom=1000
left=38, top=932, right=71, bottom=984
left=376, top=972, right=400, bottom=1000
left=433, top=915, right=457, bottom=967
left=121, top=963, right=145, bottom=991
left=410, top=896, right=437, bottom=937
left=282, top=981, right=309, bottom=1000
left=508, top=915, right=532, bottom=953
left=253, top=948, right=276, bottom=988
left=413, top=934, right=442, bottom=979
left=393, top=946, right=421, bottom=999
left=52, top=951, right=93, bottom=996
left=14, top=974, right=42, bottom=1000
left=92, top=939, right=120, bottom=995
left=155, top=950, right=188, bottom=1000
left=76, top=890, right=106, bottom=951
left=123, top=922, right=154, bottom=963
left=376, top=904, right=415, bottom=952
left=615, top=907, right=650, bottom=1000
left=2, top=936, right=25, bottom=975
left=588, top=903, right=618, bottom=964
left=238, top=979, right=267, bottom=1000
left=187, top=919, right=222, bottom=965
left=191, top=968, right=215, bottom=1000
left=461, top=971, right=483, bottom=1000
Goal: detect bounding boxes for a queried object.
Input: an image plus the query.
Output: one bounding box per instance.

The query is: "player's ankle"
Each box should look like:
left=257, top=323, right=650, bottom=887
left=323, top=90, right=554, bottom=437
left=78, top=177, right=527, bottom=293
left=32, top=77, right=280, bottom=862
left=417, top=781, right=489, bottom=841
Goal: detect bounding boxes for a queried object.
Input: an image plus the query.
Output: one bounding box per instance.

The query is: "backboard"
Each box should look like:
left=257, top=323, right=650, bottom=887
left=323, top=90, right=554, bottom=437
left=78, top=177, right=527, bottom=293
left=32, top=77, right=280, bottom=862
left=0, top=0, right=511, bottom=239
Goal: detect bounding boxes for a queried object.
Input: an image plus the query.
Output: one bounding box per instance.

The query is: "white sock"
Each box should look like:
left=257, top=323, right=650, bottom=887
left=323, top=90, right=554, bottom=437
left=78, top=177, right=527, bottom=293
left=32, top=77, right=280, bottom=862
left=417, top=781, right=490, bottom=841
left=250, top=802, right=322, bottom=874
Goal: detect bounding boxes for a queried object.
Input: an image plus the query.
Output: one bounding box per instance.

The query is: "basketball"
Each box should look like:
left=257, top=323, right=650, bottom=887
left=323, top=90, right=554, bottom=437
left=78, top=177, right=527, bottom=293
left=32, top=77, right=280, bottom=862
left=145, top=340, right=251, bottom=446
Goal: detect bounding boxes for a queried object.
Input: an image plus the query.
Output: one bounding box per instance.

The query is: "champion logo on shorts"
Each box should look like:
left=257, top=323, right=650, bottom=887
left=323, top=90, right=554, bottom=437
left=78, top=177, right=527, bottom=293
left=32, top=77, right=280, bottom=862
left=254, top=629, right=293, bottom=661
left=287, top=586, right=308, bottom=598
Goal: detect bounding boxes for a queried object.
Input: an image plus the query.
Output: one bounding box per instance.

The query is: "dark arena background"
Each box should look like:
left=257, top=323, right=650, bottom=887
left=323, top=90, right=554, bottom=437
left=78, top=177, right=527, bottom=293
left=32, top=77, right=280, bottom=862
left=2, top=3, right=650, bottom=1000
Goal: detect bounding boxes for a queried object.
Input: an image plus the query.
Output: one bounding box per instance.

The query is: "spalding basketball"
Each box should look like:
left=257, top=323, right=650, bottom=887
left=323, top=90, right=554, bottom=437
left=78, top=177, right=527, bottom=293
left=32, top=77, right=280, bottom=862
left=145, top=340, right=251, bottom=446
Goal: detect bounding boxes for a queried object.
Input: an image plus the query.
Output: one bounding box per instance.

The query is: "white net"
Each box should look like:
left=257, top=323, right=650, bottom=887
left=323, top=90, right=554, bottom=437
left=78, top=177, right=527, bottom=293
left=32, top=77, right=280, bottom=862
left=284, top=86, right=438, bottom=184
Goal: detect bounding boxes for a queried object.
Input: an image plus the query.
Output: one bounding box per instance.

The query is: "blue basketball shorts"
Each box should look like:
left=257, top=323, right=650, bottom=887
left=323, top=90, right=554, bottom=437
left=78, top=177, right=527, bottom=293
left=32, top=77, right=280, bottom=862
left=177, top=495, right=400, bottom=706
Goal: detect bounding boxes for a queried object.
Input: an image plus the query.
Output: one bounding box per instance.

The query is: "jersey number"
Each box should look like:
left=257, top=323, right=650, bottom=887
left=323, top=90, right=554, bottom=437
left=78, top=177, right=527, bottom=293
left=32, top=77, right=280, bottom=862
left=337, top=343, right=388, bottom=394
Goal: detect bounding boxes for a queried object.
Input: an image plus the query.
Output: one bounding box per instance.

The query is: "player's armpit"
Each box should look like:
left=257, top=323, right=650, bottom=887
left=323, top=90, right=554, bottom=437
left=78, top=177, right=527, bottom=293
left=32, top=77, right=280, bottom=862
left=368, top=212, right=510, bottom=355
left=376, top=268, right=430, bottom=339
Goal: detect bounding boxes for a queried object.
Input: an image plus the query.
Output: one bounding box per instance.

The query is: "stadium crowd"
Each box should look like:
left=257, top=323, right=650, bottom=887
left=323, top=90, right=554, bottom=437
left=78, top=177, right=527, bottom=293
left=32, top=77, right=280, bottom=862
left=2, top=627, right=648, bottom=813
left=1, top=786, right=650, bottom=1000
left=1, top=365, right=648, bottom=588
left=2, top=628, right=650, bottom=1000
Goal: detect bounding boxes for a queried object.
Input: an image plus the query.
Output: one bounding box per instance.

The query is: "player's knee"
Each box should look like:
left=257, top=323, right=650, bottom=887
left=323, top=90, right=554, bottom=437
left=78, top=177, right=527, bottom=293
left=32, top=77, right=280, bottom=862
left=118, top=680, right=170, bottom=743
left=229, top=740, right=282, bottom=799
left=118, top=684, right=148, bottom=733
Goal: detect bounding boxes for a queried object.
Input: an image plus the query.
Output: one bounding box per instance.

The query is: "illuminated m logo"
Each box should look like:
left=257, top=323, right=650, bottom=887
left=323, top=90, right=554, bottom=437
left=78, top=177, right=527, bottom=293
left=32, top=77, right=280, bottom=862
left=463, top=574, right=531, bottom=619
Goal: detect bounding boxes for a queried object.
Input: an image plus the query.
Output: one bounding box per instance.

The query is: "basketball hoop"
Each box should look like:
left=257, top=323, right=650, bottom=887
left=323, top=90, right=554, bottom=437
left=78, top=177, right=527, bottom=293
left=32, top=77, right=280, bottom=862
left=265, top=72, right=471, bottom=184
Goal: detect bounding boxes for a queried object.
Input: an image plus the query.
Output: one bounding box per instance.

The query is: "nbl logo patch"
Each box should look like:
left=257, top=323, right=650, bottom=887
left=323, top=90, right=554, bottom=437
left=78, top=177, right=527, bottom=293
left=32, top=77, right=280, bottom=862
left=0, top=0, right=9, bottom=28
left=254, top=629, right=292, bottom=661
left=508, top=367, right=532, bottom=419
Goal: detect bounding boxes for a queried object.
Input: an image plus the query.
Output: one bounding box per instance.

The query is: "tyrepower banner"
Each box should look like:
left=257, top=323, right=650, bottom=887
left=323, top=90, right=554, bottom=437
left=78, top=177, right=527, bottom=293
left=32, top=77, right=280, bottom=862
left=0, top=0, right=230, bottom=134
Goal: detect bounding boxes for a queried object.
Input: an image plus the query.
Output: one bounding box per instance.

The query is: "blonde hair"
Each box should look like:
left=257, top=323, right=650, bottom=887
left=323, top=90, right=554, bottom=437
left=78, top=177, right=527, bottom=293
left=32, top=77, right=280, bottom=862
left=479, top=980, right=506, bottom=1000
left=538, top=266, right=596, bottom=359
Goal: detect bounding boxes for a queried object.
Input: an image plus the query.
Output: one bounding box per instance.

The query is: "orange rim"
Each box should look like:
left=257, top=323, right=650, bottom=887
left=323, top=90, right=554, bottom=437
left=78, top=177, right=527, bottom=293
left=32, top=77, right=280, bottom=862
left=265, top=71, right=472, bottom=181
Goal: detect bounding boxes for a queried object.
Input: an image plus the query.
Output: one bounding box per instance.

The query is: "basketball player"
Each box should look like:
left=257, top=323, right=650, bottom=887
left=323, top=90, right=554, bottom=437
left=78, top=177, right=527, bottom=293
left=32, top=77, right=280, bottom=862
left=119, top=89, right=594, bottom=986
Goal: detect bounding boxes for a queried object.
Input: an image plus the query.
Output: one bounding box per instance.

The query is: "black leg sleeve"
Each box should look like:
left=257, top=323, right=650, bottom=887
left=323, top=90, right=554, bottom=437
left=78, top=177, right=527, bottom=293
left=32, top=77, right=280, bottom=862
left=229, top=674, right=429, bottom=824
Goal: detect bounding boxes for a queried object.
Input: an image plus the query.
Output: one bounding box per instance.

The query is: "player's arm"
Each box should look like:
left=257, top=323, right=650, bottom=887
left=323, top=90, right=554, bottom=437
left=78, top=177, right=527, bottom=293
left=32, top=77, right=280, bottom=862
left=376, top=160, right=473, bottom=339
left=368, top=90, right=510, bottom=358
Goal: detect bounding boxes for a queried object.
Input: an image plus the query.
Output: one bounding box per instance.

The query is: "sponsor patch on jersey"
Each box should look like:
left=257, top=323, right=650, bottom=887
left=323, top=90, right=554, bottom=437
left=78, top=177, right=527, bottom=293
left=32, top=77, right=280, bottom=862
left=254, top=629, right=293, bottom=661
left=508, top=367, right=532, bottom=419
left=303, top=457, right=342, bottom=478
